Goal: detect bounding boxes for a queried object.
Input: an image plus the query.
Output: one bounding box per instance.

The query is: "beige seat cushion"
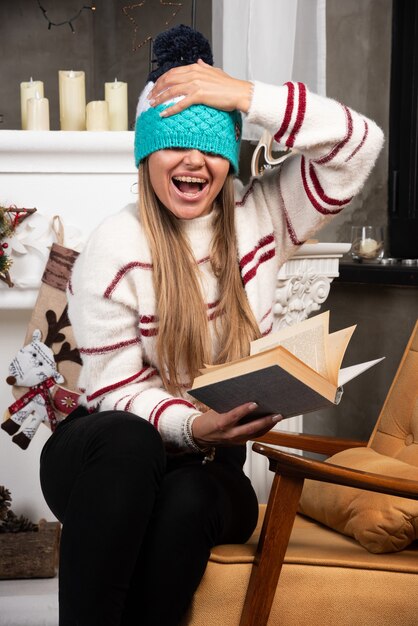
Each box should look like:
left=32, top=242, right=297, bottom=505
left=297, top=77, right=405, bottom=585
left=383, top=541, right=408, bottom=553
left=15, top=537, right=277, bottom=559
left=298, top=447, right=418, bottom=553
left=185, top=513, right=418, bottom=626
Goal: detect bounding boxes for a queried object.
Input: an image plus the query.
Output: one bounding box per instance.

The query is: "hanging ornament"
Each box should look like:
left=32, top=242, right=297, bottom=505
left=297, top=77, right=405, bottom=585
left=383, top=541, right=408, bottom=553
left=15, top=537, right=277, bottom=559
left=122, top=0, right=183, bottom=53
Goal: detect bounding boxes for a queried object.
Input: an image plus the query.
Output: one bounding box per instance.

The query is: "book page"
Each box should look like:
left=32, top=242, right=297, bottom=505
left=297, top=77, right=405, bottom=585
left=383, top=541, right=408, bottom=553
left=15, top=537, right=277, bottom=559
left=250, top=311, right=330, bottom=378
left=326, top=325, right=357, bottom=386
left=338, top=357, right=385, bottom=386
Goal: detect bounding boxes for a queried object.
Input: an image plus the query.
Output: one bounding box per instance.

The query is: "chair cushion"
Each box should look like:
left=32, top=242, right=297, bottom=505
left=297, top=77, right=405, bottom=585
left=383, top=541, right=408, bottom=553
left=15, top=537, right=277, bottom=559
left=184, top=514, right=418, bottom=626
left=298, top=446, right=418, bottom=553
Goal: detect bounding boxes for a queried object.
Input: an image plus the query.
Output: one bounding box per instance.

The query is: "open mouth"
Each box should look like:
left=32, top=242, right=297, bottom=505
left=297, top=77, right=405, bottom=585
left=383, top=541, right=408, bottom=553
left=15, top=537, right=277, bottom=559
left=172, top=175, right=208, bottom=198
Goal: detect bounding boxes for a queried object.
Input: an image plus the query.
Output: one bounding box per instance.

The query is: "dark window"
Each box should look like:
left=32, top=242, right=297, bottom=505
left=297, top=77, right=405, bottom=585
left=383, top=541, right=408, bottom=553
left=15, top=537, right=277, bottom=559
left=388, top=0, right=418, bottom=258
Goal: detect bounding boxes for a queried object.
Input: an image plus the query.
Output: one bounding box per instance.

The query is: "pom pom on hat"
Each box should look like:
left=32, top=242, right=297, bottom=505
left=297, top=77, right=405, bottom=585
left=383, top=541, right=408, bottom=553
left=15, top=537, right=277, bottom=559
left=148, top=24, right=213, bottom=82
left=134, top=24, right=242, bottom=174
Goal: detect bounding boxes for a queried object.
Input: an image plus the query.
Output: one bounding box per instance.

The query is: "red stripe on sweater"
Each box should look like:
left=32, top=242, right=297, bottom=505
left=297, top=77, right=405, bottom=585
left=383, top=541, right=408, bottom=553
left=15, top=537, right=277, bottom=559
left=208, top=307, right=224, bottom=322
left=286, top=211, right=304, bottom=245
left=274, top=82, right=295, bottom=143
left=86, top=367, right=158, bottom=402
left=346, top=120, right=369, bottom=162
left=151, top=398, right=195, bottom=429
left=79, top=337, right=140, bottom=355
left=104, top=261, right=153, bottom=299
left=235, top=179, right=260, bottom=207
left=286, top=83, right=307, bottom=148
left=68, top=277, right=74, bottom=296
left=242, top=249, right=275, bottom=285
left=149, top=398, right=168, bottom=423
left=139, top=314, right=158, bottom=337
left=262, top=323, right=273, bottom=337
left=239, top=234, right=275, bottom=270
left=197, top=255, right=211, bottom=265
left=140, top=328, right=159, bottom=337
left=315, top=105, right=353, bottom=165
left=125, top=391, right=145, bottom=412
left=260, top=307, right=272, bottom=323
left=113, top=394, right=132, bottom=410
left=277, top=176, right=304, bottom=246
left=301, top=157, right=344, bottom=215
left=140, top=315, right=158, bottom=323
left=207, top=300, right=220, bottom=310
left=308, top=162, right=353, bottom=206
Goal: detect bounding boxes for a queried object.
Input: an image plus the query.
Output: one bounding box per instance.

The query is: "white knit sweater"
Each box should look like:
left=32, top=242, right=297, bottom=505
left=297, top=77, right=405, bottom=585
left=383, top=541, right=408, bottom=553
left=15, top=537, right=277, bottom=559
left=67, top=81, right=384, bottom=451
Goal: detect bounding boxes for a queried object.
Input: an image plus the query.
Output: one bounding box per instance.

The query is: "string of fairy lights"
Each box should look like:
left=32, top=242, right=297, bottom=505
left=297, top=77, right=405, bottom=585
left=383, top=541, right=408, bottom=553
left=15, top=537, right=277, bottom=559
left=123, top=1, right=184, bottom=52
left=36, top=0, right=197, bottom=57
left=36, top=1, right=96, bottom=33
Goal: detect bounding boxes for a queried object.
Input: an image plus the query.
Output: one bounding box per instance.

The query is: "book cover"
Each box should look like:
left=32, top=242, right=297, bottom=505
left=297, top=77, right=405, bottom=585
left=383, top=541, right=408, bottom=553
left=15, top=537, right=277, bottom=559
left=189, top=365, right=340, bottom=419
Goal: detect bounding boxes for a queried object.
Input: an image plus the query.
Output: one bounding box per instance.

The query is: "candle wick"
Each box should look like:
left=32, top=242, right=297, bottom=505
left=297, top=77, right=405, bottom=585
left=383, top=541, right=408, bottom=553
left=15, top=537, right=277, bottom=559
left=30, top=77, right=33, bottom=83
left=114, top=77, right=118, bottom=83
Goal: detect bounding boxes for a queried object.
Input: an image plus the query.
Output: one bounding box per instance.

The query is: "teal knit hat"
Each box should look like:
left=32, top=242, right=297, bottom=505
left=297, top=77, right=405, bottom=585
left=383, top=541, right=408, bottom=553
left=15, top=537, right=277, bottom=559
left=134, top=25, right=242, bottom=174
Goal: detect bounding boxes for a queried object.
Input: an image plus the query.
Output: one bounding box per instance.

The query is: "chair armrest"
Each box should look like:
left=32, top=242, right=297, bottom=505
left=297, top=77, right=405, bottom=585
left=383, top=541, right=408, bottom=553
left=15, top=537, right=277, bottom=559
left=254, top=430, right=366, bottom=456
left=252, top=443, right=418, bottom=500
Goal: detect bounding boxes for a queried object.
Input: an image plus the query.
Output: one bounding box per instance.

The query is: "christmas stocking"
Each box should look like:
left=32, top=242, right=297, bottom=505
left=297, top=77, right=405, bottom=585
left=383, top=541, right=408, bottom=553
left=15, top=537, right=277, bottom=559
left=3, top=222, right=82, bottom=448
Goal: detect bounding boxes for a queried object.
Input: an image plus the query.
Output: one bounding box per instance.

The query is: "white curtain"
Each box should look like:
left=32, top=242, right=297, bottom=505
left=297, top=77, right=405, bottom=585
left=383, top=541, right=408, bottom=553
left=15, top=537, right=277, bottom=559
left=212, top=0, right=327, bottom=140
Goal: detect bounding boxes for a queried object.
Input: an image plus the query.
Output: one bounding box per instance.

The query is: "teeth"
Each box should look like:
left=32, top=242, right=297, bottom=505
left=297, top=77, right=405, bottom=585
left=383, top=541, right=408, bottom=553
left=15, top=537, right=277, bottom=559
left=172, top=176, right=207, bottom=184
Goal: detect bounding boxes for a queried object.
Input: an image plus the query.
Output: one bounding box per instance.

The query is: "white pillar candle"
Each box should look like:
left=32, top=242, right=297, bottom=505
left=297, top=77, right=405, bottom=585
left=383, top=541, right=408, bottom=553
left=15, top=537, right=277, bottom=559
left=26, top=92, right=50, bottom=130
left=86, top=101, right=109, bottom=131
left=20, top=78, right=44, bottom=129
left=104, top=78, right=128, bottom=130
left=59, top=70, right=86, bottom=130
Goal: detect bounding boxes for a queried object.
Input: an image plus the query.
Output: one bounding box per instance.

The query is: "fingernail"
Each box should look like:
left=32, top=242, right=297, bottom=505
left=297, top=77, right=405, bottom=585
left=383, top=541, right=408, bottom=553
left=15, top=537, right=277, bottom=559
left=148, top=98, right=155, bottom=105
left=272, top=414, right=283, bottom=423
left=159, top=110, right=167, bottom=118
left=248, top=402, right=258, bottom=411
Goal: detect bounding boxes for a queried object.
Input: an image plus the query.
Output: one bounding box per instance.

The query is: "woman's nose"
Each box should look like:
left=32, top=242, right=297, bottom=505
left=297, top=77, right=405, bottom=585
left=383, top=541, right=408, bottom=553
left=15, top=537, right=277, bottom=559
left=183, top=149, right=205, bottom=168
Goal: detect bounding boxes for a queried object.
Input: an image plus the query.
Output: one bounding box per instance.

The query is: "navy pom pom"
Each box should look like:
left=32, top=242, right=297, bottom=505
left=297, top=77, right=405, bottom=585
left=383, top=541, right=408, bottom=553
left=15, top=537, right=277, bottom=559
left=148, top=24, right=213, bottom=82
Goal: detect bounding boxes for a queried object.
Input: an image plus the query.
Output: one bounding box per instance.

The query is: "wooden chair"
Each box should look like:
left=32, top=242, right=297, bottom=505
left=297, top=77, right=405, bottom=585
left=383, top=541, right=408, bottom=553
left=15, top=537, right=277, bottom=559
left=184, top=320, right=418, bottom=626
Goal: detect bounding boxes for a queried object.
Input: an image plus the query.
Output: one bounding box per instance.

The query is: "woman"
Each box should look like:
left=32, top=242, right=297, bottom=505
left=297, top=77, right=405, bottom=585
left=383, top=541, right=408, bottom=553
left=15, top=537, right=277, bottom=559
left=40, top=25, right=383, bottom=626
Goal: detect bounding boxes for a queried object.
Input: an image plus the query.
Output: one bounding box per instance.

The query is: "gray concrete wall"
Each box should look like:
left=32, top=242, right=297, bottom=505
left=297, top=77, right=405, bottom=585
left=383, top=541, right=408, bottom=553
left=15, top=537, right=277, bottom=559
left=320, top=0, right=392, bottom=244
left=0, top=0, right=211, bottom=131
left=305, top=284, right=417, bottom=442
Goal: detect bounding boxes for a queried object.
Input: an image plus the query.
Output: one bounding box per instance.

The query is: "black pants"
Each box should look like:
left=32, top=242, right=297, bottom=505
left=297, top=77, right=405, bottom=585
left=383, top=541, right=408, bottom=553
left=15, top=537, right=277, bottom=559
left=40, top=407, right=258, bottom=626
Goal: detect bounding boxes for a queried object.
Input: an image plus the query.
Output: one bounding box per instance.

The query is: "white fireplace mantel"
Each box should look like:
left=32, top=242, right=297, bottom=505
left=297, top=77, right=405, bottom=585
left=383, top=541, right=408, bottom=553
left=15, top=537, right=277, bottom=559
left=1, top=129, right=135, bottom=173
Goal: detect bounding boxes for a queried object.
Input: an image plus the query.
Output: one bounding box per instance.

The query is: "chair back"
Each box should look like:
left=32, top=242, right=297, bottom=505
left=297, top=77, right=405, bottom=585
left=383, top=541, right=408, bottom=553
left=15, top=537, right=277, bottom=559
left=368, top=320, right=418, bottom=467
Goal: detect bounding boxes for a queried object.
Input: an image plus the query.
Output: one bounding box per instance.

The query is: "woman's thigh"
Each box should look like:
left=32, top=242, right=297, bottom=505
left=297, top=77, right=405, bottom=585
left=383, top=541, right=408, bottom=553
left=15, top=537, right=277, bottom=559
left=40, top=408, right=166, bottom=522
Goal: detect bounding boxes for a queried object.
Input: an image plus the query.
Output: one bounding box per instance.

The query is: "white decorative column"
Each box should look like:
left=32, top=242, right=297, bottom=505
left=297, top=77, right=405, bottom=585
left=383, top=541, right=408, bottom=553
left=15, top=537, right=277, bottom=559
left=275, top=242, right=351, bottom=327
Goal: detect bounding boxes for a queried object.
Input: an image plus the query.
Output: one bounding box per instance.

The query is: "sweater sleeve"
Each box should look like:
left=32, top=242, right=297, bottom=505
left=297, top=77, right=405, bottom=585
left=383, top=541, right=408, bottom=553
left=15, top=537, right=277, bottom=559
left=67, top=210, right=200, bottom=453
left=242, top=81, right=384, bottom=264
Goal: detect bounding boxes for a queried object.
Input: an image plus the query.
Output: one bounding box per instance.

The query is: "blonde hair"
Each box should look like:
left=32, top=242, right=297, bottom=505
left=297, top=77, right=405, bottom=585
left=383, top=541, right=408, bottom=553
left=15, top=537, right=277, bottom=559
left=138, top=160, right=261, bottom=395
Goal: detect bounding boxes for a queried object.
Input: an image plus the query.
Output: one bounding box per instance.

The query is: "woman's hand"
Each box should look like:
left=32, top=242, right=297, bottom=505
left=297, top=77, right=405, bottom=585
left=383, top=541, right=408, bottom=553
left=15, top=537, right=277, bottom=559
left=148, top=59, right=253, bottom=118
left=192, top=402, right=283, bottom=448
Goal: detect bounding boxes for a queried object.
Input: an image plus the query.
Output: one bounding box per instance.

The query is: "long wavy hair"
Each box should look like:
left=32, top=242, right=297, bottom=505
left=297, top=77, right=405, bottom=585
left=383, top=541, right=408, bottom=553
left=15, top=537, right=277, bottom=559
left=138, top=159, right=261, bottom=395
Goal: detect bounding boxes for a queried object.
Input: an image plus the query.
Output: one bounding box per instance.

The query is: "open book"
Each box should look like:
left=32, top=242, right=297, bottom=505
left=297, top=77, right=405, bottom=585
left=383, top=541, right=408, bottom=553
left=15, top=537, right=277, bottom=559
left=189, top=311, right=384, bottom=419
